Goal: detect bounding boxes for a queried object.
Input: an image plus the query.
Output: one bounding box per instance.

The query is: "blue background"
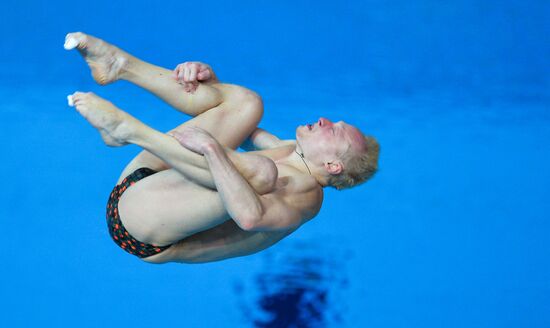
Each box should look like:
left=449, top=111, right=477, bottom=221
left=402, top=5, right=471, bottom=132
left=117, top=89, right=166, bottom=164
left=1, top=0, right=548, bottom=327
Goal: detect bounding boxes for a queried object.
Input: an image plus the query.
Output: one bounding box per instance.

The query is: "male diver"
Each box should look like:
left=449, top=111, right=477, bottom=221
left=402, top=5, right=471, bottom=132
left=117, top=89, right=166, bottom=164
left=65, top=32, right=379, bottom=264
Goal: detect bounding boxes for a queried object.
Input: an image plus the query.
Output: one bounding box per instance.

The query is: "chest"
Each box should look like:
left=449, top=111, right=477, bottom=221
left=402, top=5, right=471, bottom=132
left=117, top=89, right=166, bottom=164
left=271, top=165, right=324, bottom=219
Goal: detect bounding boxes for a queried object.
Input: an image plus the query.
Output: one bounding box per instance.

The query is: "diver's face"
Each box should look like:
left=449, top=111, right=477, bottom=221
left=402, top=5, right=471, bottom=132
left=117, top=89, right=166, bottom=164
left=296, top=118, right=366, bottom=165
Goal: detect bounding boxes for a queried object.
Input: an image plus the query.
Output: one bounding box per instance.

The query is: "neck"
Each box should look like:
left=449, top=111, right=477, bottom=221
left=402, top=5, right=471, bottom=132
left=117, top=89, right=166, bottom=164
left=294, top=149, right=312, bottom=175
left=275, top=143, right=322, bottom=181
left=289, top=144, right=329, bottom=187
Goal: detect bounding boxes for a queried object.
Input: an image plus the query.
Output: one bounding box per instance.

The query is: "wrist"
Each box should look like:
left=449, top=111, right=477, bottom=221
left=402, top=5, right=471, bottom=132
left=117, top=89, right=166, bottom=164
left=203, top=141, right=221, bottom=156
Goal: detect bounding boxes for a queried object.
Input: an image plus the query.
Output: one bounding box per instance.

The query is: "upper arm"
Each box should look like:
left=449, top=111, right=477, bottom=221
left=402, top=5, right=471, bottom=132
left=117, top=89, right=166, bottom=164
left=225, top=150, right=278, bottom=195
left=241, top=128, right=290, bottom=151
left=244, top=193, right=304, bottom=231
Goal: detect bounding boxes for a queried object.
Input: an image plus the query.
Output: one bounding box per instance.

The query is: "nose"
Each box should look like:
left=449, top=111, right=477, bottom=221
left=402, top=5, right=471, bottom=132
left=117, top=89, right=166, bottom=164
left=318, top=117, right=333, bottom=127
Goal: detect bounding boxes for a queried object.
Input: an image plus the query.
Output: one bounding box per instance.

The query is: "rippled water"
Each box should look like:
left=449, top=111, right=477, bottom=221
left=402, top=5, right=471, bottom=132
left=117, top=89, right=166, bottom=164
left=235, top=241, right=350, bottom=327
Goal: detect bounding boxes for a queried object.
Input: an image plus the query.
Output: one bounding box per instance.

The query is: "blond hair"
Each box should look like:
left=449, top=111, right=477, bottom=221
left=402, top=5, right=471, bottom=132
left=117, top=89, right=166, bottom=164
left=327, top=135, right=380, bottom=190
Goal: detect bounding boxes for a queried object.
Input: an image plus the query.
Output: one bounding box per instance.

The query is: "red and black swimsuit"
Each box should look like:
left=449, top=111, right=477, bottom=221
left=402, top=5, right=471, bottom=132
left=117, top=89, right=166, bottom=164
left=106, top=168, right=171, bottom=258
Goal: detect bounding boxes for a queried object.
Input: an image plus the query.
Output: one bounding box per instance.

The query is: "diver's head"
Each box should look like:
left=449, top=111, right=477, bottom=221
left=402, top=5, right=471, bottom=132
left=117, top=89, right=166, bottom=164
left=296, top=117, right=379, bottom=190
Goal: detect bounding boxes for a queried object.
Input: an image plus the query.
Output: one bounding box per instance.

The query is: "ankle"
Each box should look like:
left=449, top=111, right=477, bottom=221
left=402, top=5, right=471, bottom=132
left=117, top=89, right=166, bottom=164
left=117, top=53, right=135, bottom=81
left=119, top=55, right=150, bottom=82
left=122, top=117, right=149, bottom=145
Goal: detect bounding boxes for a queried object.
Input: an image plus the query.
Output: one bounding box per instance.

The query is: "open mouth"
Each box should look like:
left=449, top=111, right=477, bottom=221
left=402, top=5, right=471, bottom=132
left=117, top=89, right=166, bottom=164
left=307, top=124, right=313, bottom=131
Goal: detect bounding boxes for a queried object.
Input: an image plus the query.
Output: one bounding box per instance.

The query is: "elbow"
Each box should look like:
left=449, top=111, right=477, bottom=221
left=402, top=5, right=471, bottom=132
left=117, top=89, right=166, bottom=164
left=236, top=209, right=264, bottom=231
left=237, top=219, right=258, bottom=231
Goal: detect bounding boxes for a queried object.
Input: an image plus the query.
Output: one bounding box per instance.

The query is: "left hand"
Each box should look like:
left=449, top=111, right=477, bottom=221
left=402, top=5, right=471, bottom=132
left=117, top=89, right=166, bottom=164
left=173, top=61, right=216, bottom=94
left=169, top=126, right=218, bottom=155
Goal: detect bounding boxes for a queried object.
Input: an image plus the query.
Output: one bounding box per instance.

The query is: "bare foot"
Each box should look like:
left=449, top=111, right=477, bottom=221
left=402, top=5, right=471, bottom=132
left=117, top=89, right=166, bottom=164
left=65, top=32, right=129, bottom=85
left=70, top=92, right=136, bottom=147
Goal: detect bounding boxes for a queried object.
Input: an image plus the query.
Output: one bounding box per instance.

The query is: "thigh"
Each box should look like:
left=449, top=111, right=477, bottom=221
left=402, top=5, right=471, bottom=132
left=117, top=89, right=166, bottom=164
left=117, top=83, right=263, bottom=180
left=118, top=169, right=233, bottom=245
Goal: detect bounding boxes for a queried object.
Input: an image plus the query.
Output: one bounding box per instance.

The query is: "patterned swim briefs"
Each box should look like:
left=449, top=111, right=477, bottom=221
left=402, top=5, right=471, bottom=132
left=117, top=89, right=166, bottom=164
left=106, top=167, right=171, bottom=258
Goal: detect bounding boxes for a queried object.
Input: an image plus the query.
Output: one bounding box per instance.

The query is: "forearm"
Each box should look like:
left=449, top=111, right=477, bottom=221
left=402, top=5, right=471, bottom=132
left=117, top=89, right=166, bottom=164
left=129, top=124, right=217, bottom=189
left=204, top=143, right=265, bottom=230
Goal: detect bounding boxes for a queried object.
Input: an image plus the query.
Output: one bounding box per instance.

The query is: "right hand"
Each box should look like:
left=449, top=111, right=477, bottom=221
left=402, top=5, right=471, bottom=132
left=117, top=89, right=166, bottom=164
left=169, top=126, right=219, bottom=155
left=173, top=61, right=216, bottom=94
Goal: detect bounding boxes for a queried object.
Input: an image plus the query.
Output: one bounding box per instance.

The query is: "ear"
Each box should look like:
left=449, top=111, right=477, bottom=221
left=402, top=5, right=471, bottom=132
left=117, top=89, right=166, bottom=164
left=324, top=161, right=344, bottom=175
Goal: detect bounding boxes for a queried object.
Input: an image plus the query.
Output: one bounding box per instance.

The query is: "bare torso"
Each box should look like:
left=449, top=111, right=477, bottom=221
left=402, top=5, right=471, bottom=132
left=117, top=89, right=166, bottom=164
left=117, top=144, right=324, bottom=263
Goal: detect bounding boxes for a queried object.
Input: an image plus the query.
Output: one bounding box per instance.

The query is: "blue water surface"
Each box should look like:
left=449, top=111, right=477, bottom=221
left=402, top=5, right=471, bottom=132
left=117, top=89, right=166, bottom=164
left=1, top=1, right=549, bottom=327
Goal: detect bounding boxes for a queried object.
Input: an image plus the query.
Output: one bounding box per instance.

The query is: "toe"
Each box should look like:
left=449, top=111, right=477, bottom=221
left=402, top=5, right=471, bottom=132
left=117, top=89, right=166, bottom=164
left=72, top=91, right=85, bottom=100
left=64, top=36, right=79, bottom=50
left=71, top=92, right=89, bottom=106
left=64, top=32, right=87, bottom=50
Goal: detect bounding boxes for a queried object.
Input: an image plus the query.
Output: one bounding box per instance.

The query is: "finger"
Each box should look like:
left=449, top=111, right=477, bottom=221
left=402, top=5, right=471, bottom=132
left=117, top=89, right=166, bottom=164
left=172, top=65, right=178, bottom=78
left=191, top=81, right=199, bottom=93
left=177, top=64, right=186, bottom=75
left=180, top=126, right=195, bottom=135
left=178, top=69, right=185, bottom=83
left=189, top=64, right=198, bottom=82
left=197, top=69, right=211, bottom=81
left=187, top=81, right=198, bottom=94
left=173, top=65, right=181, bottom=79
left=183, top=81, right=194, bottom=93
left=171, top=132, right=185, bottom=144
left=184, top=82, right=195, bottom=93
left=190, top=126, right=204, bottom=132
left=183, top=65, right=191, bottom=82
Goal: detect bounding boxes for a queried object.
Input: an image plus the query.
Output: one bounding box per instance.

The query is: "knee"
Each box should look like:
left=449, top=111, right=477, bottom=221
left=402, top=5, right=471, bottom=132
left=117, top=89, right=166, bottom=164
left=241, top=89, right=264, bottom=124
left=228, top=86, right=264, bottom=123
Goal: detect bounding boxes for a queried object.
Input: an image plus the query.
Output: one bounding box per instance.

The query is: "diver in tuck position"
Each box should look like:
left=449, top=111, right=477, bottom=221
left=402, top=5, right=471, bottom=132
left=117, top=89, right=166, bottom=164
left=65, top=32, right=379, bottom=264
